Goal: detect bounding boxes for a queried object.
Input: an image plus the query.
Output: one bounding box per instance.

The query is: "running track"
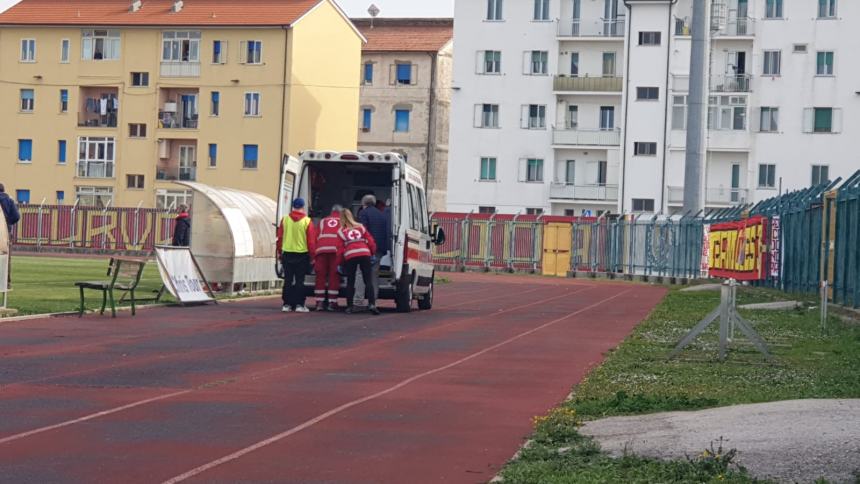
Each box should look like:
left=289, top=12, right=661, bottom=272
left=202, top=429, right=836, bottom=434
left=0, top=273, right=665, bottom=483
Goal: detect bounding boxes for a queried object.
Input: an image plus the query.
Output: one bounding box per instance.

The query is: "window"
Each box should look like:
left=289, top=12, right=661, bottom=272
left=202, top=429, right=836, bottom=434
left=634, top=142, right=658, bottom=156
left=16, top=190, right=30, bottom=204
left=82, top=30, right=120, bottom=60
left=564, top=209, right=575, bottom=217
left=395, top=63, right=412, bottom=84
left=18, top=139, right=33, bottom=162
left=20, top=89, right=34, bottom=112
left=77, top=137, right=115, bottom=178
left=20, top=39, right=35, bottom=62
left=212, top=40, right=226, bottom=64
left=570, top=52, right=579, bottom=77
left=76, top=186, right=114, bottom=207
left=760, top=107, right=779, bottom=132
left=672, top=95, right=687, bottom=130
left=602, top=52, right=616, bottom=77
left=811, top=165, right=829, bottom=185
left=128, top=123, right=147, bottom=138
left=156, top=190, right=192, bottom=210
left=130, top=72, right=149, bottom=87
left=599, top=106, right=615, bottom=130
left=525, top=104, right=546, bottom=129
left=208, top=143, right=217, bottom=167
left=162, top=31, right=200, bottom=62
left=765, top=0, right=783, bottom=18
left=56, top=191, right=65, bottom=204
left=816, top=51, right=834, bottom=75
left=483, top=50, right=501, bottom=74
left=636, top=87, right=659, bottom=101
left=480, top=157, right=497, bottom=181
left=244, top=92, right=261, bottom=116
left=363, top=62, right=373, bottom=84
left=763, top=50, right=781, bottom=75
left=533, top=0, right=549, bottom=20
left=478, top=206, right=496, bottom=214
left=243, top=144, right=259, bottom=169
left=526, top=208, right=544, bottom=215
left=812, top=107, right=834, bottom=133
left=758, top=164, right=776, bottom=188
left=793, top=44, right=808, bottom=53
left=60, top=39, right=70, bottom=62
left=60, top=89, right=69, bottom=112
left=361, top=108, right=372, bottom=131
left=638, top=32, right=661, bottom=46
left=529, top=51, right=548, bottom=75
left=707, top=95, right=747, bottom=131
left=127, top=174, right=145, bottom=189
left=210, top=91, right=220, bottom=116
left=818, top=0, right=836, bottom=18
left=487, top=0, right=503, bottom=20
left=240, top=40, right=262, bottom=64
left=597, top=160, right=608, bottom=185
left=566, top=105, right=578, bottom=128
left=395, top=109, right=411, bottom=132
left=476, top=104, right=500, bottom=128
left=632, top=199, right=655, bottom=212
left=58, top=140, right=67, bottom=164
left=525, top=159, right=544, bottom=182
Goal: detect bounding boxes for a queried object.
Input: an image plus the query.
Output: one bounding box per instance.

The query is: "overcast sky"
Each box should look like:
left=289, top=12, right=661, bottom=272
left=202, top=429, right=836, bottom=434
left=0, top=0, right=454, bottom=17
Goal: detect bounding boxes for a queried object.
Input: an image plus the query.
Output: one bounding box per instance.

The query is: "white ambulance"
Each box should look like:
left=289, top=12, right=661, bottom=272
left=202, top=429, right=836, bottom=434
left=276, top=151, right=445, bottom=312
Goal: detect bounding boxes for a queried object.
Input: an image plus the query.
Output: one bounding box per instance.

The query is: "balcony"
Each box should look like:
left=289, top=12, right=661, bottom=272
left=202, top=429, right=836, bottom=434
left=710, top=74, right=751, bottom=93
left=156, top=166, right=197, bottom=182
left=158, top=88, right=199, bottom=130
left=160, top=61, right=201, bottom=78
left=77, top=113, right=117, bottom=128
left=713, top=17, right=755, bottom=37
left=76, top=161, right=114, bottom=179
left=553, top=128, right=620, bottom=147
left=156, top=139, right=197, bottom=182
left=550, top=183, right=619, bottom=202
left=77, top=86, right=119, bottom=128
left=554, top=76, right=622, bottom=93
left=668, top=186, right=749, bottom=205
left=558, top=18, right=625, bottom=38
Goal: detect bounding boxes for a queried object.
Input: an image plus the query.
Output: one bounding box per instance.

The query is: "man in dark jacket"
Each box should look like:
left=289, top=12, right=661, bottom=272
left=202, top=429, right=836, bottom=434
left=0, top=183, right=20, bottom=290
left=357, top=194, right=389, bottom=302
left=172, top=204, right=191, bottom=247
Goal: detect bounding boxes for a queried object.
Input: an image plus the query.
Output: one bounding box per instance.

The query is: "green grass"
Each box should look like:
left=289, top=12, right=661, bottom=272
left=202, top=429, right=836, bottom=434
left=501, top=286, right=860, bottom=483
left=6, top=256, right=169, bottom=315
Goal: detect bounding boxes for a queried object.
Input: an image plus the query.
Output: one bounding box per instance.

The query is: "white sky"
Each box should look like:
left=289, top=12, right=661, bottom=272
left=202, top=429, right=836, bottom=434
left=0, top=0, right=454, bottom=17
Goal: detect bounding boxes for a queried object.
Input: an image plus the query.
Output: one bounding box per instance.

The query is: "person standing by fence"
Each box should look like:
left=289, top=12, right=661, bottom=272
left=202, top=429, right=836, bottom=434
left=276, top=198, right=317, bottom=313
left=0, top=184, right=20, bottom=289
left=314, top=204, right=344, bottom=312
left=339, top=209, right=379, bottom=315
left=171, top=205, right=191, bottom=247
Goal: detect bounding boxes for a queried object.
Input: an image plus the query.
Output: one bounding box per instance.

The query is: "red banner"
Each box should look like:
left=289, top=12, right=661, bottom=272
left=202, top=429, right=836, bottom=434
left=707, top=216, right=769, bottom=281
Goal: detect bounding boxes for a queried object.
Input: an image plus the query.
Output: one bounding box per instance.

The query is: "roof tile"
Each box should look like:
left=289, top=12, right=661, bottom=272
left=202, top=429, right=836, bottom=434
left=352, top=18, right=452, bottom=53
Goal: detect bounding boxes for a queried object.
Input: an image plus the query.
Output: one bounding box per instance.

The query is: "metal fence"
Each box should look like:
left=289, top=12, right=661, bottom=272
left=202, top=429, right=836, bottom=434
left=431, top=213, right=545, bottom=272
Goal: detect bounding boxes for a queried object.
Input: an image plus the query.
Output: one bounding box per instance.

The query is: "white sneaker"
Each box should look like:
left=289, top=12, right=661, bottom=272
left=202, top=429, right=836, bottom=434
left=282, top=305, right=293, bottom=313
left=295, top=306, right=310, bottom=313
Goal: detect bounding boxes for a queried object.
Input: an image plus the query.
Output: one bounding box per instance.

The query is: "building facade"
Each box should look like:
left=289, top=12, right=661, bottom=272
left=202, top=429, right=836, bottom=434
left=0, top=0, right=363, bottom=209
left=353, top=18, right=453, bottom=211
left=449, top=0, right=859, bottom=216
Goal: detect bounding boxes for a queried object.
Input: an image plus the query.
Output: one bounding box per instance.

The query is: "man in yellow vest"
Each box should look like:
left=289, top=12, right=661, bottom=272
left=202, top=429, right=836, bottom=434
left=276, top=198, right=317, bottom=313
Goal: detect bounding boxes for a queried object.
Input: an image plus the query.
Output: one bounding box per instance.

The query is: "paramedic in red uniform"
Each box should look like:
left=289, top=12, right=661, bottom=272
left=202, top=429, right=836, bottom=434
left=338, top=209, right=380, bottom=315
left=313, top=204, right=343, bottom=312
left=276, top=198, right=317, bottom=313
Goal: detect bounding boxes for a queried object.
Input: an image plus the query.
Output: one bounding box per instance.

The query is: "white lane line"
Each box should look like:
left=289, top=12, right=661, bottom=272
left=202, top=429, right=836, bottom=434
left=162, top=288, right=632, bottom=484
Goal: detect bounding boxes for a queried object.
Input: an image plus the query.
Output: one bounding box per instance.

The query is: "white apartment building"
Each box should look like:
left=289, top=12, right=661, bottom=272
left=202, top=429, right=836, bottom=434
left=449, top=0, right=859, bottom=216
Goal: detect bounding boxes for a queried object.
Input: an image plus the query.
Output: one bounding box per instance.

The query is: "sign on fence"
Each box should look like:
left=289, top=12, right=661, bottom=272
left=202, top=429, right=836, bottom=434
left=770, top=215, right=781, bottom=279
left=154, top=246, right=215, bottom=304
left=707, top=216, right=769, bottom=281
left=700, top=224, right=710, bottom=278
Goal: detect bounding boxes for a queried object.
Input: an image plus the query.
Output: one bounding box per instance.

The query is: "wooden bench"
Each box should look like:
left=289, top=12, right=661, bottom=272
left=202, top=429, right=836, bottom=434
left=75, top=257, right=147, bottom=318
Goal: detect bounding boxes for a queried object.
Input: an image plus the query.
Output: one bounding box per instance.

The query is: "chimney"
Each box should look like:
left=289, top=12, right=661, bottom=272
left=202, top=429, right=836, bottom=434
left=172, top=0, right=183, bottom=12
left=130, top=0, right=142, bottom=12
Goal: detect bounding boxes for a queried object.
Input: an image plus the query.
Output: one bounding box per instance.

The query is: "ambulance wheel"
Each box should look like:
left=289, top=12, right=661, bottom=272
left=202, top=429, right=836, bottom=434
left=418, top=279, right=433, bottom=310
left=395, top=277, right=413, bottom=313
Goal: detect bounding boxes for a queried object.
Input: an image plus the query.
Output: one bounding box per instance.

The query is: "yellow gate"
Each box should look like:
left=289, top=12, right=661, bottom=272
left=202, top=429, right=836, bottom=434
left=542, top=223, right=572, bottom=277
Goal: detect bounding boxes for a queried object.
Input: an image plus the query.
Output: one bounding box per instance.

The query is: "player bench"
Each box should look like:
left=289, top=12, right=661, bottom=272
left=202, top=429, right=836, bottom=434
left=74, top=257, right=146, bottom=318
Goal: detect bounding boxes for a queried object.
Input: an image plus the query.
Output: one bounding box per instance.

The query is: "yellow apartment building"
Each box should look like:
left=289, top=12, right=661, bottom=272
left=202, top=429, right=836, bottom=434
left=0, top=0, right=362, bottom=208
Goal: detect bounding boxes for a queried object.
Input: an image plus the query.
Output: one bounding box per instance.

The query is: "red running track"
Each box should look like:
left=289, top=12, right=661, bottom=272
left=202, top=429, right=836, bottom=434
left=0, top=273, right=665, bottom=483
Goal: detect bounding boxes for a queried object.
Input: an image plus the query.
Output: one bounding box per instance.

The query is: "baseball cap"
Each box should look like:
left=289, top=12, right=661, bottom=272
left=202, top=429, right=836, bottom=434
left=292, top=198, right=305, bottom=209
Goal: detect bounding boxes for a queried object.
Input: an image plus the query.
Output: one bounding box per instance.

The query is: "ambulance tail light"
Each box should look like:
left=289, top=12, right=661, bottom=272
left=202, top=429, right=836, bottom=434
left=340, top=154, right=359, bottom=161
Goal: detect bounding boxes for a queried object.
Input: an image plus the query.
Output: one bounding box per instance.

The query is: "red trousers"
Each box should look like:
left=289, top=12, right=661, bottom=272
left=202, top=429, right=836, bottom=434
left=314, top=253, right=341, bottom=300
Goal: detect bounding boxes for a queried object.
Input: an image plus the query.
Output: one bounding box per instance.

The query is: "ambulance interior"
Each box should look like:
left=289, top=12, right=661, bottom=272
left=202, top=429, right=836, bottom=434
left=299, top=162, right=394, bottom=221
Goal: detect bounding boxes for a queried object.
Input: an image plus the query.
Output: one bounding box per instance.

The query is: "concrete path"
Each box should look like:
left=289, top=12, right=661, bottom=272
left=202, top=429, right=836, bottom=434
left=0, top=273, right=664, bottom=483
left=582, top=399, right=860, bottom=483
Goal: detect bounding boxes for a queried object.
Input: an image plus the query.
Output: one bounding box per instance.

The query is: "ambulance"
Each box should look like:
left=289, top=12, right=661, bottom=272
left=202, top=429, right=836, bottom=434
left=276, top=151, right=445, bottom=312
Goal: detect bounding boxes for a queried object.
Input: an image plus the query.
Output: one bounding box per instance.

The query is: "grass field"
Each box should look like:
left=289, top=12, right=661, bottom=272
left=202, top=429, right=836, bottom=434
left=501, top=286, right=860, bottom=483
left=5, top=256, right=169, bottom=315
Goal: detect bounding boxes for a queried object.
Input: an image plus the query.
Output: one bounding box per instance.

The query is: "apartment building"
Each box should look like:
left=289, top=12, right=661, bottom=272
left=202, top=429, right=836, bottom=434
left=0, top=0, right=363, bottom=209
left=353, top=18, right=453, bottom=211
left=449, top=0, right=859, bottom=215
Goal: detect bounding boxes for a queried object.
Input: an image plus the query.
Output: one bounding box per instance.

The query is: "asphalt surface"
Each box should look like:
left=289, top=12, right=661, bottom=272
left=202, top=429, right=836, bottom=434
left=0, top=273, right=665, bottom=483
left=582, top=399, right=860, bottom=483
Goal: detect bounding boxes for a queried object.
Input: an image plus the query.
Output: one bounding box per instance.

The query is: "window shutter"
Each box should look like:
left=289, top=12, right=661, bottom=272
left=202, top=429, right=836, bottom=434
left=221, top=41, right=228, bottom=63
left=802, top=108, right=813, bottom=133
left=520, top=105, right=530, bottom=129
left=410, top=64, right=418, bottom=85
left=522, top=51, right=531, bottom=75
left=238, top=41, right=246, bottom=63
left=832, top=108, right=843, bottom=133
left=518, top=158, right=528, bottom=182
left=474, top=104, right=483, bottom=127
left=476, top=51, right=484, bottom=74
left=389, top=64, right=396, bottom=85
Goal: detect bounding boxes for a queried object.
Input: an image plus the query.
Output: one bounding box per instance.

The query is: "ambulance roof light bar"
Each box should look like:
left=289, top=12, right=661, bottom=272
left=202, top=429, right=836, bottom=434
left=299, top=150, right=404, bottom=163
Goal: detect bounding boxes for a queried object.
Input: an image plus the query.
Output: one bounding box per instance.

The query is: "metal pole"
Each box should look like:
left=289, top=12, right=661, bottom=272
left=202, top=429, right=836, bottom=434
left=133, top=201, right=143, bottom=249
left=683, top=0, right=708, bottom=214
left=36, top=198, right=46, bottom=249
left=69, top=198, right=79, bottom=249
left=820, top=280, right=828, bottom=334
left=719, top=280, right=731, bottom=361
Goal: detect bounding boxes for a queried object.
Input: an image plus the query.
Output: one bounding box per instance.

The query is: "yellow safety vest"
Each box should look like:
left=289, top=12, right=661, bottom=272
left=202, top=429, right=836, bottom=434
left=282, top=215, right=311, bottom=253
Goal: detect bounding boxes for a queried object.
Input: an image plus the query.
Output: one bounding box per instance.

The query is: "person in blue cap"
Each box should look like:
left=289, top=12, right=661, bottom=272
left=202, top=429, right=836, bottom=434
left=276, top=198, right=317, bottom=313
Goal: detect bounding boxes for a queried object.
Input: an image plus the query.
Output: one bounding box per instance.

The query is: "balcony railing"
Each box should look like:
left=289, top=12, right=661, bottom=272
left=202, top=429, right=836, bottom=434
left=713, top=17, right=755, bottom=37
left=157, top=166, right=196, bottom=182
left=77, top=113, right=118, bottom=128
left=558, top=18, right=625, bottom=38
left=159, top=111, right=199, bottom=129
left=160, top=61, right=201, bottom=77
left=554, top=75, right=622, bottom=92
left=550, top=183, right=619, bottom=201
left=710, top=74, right=751, bottom=93
left=552, top=128, right=620, bottom=146
left=668, top=186, right=749, bottom=205
left=76, top=161, right=114, bottom=179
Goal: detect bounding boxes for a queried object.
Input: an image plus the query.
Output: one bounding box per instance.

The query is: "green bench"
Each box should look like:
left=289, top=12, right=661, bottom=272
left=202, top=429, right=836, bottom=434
left=75, top=257, right=147, bottom=318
